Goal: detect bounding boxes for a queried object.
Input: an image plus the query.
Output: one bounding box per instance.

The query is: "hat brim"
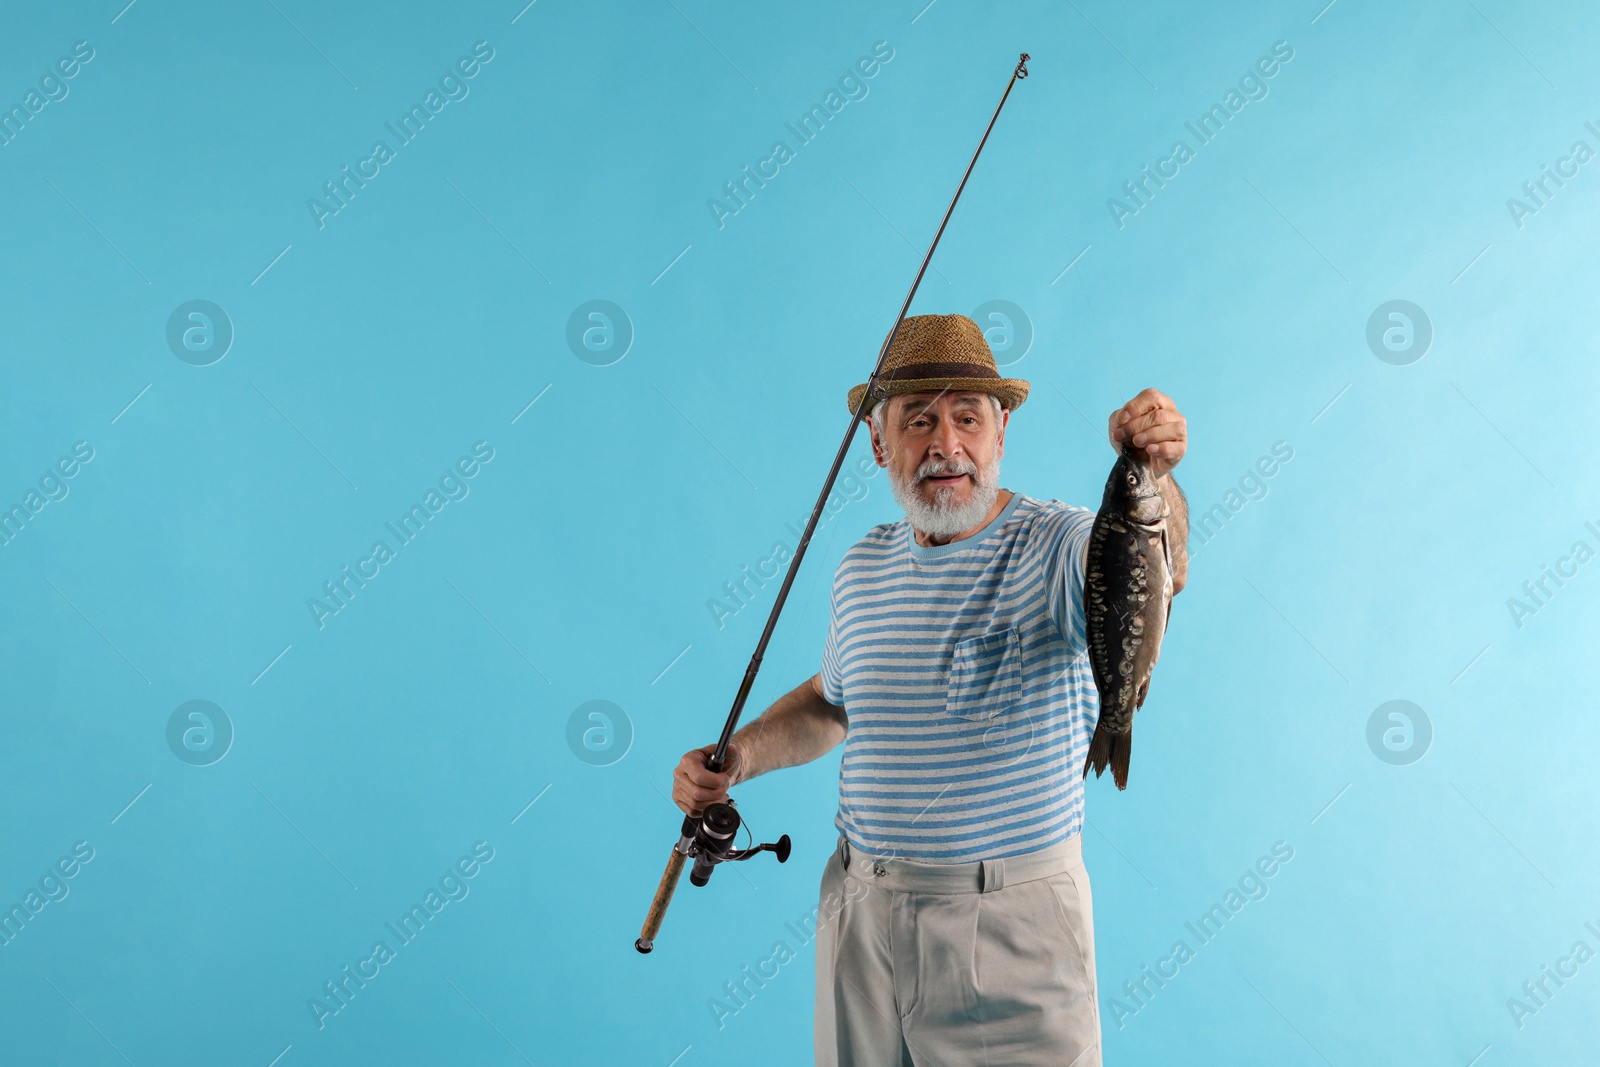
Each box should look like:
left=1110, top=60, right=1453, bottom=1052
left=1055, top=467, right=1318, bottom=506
left=847, top=377, right=1029, bottom=420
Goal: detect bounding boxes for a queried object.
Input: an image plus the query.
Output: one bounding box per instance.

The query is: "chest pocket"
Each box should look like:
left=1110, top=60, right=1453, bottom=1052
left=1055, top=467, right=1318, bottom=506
left=945, top=626, right=1022, bottom=721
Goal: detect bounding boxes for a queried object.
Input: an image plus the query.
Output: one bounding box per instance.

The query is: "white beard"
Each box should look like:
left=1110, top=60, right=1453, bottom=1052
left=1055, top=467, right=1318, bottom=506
left=889, top=452, right=1002, bottom=539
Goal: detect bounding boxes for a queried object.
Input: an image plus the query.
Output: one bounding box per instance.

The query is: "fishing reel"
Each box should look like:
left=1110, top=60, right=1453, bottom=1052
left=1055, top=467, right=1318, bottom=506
left=635, top=801, right=790, bottom=954
left=689, top=801, right=791, bottom=885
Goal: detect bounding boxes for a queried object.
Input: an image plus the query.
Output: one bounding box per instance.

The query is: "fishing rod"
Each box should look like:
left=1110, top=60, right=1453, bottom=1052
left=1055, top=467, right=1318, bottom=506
left=636, top=51, right=1031, bottom=955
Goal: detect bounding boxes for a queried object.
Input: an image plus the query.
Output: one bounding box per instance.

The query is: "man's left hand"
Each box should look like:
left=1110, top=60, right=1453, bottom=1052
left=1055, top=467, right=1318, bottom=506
left=1108, top=388, right=1187, bottom=480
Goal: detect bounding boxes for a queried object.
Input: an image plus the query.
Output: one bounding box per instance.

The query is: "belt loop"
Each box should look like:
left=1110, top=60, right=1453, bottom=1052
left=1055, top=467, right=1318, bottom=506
left=980, top=858, right=1005, bottom=893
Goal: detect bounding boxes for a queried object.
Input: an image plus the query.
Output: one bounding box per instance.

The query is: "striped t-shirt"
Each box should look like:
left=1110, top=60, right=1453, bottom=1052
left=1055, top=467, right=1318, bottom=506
left=819, top=490, right=1100, bottom=863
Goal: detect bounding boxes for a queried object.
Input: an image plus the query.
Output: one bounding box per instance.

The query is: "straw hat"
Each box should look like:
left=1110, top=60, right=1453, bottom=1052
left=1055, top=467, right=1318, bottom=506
left=846, top=313, right=1030, bottom=419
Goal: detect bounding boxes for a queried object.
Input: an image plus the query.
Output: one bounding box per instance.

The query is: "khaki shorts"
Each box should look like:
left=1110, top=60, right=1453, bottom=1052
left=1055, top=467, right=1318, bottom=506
left=814, top=834, right=1101, bottom=1067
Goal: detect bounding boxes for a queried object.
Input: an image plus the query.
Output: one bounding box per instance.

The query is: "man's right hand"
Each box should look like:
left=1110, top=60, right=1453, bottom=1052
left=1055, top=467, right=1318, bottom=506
left=672, top=742, right=744, bottom=816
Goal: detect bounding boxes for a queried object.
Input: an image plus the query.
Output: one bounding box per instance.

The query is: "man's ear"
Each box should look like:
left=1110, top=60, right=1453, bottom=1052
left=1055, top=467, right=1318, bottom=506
left=868, top=409, right=889, bottom=466
left=995, top=405, right=1009, bottom=460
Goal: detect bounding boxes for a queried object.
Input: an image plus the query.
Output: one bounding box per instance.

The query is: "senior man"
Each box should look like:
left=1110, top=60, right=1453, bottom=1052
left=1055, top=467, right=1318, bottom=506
left=672, top=313, right=1189, bottom=1066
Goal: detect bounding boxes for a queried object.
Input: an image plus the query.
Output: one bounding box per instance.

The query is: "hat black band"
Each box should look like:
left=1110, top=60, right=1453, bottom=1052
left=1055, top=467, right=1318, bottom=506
left=882, top=360, right=1001, bottom=381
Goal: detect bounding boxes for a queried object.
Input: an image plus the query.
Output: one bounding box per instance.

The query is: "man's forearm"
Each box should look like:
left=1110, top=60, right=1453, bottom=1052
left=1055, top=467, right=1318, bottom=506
left=1158, top=475, right=1189, bottom=594
left=730, top=675, right=847, bottom=785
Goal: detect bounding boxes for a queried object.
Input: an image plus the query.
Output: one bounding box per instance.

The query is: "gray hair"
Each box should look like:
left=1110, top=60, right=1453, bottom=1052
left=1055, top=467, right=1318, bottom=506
left=869, top=392, right=1003, bottom=439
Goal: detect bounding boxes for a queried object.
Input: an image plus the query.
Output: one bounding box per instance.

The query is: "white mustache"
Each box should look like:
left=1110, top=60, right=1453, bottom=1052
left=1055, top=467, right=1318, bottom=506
left=918, top=460, right=977, bottom=480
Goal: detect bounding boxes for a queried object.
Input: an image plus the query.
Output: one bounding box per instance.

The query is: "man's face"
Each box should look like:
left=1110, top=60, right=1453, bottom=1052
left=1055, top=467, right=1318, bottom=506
left=869, top=391, right=1008, bottom=533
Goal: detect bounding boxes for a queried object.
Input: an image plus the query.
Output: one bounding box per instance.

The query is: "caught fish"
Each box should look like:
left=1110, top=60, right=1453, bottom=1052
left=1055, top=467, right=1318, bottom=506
left=1082, top=442, right=1174, bottom=790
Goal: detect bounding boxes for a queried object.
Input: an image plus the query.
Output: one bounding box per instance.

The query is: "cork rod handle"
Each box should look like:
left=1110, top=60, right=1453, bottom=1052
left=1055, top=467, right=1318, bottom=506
left=635, top=848, right=688, bottom=953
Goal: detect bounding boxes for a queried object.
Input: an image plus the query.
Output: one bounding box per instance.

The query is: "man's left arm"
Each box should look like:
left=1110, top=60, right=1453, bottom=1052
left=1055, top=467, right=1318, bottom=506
left=1107, top=387, right=1189, bottom=595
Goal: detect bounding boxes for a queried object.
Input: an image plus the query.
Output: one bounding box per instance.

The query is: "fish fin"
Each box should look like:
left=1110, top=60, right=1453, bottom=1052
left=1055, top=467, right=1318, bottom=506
left=1083, top=725, right=1110, bottom=780
left=1134, top=677, right=1151, bottom=710
left=1160, top=527, right=1174, bottom=628
left=1110, top=731, right=1132, bottom=790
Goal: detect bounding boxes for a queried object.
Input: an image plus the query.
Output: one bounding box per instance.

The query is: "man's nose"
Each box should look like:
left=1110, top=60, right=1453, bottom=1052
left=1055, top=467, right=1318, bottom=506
left=927, top=421, right=962, bottom=459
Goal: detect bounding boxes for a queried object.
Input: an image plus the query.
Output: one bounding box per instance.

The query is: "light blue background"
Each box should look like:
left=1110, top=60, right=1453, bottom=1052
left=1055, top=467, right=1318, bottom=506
left=1, top=1, right=1596, bottom=1064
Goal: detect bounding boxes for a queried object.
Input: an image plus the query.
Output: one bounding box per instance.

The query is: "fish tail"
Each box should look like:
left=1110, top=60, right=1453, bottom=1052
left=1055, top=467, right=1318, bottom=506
left=1082, top=726, right=1133, bottom=790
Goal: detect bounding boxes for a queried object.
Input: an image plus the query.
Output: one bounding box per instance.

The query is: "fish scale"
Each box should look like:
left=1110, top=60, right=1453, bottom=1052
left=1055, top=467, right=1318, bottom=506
left=1082, top=443, right=1174, bottom=790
